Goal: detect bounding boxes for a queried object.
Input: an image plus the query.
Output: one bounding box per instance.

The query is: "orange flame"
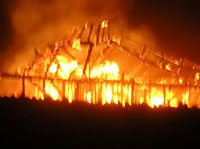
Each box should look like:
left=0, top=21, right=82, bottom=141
left=101, top=20, right=108, bottom=28
left=72, top=39, right=82, bottom=51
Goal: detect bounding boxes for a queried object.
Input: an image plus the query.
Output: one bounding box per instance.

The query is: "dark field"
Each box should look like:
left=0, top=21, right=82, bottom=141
left=0, top=97, right=200, bottom=148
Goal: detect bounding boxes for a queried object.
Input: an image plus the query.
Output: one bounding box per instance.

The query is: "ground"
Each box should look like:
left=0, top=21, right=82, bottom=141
left=0, top=97, right=200, bottom=148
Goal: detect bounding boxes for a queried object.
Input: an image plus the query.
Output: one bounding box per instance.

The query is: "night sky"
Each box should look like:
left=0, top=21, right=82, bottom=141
left=0, top=0, right=200, bottom=72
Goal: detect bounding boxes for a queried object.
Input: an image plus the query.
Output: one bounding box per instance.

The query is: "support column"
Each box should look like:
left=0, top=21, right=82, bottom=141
left=163, top=85, right=166, bottom=107
left=75, top=81, right=80, bottom=101
left=131, top=80, right=135, bottom=105
left=62, top=80, right=66, bottom=101
left=43, top=78, right=46, bottom=99
left=21, top=76, right=25, bottom=98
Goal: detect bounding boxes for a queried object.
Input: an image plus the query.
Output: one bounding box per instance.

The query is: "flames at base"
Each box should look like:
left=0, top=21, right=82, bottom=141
left=11, top=77, right=199, bottom=109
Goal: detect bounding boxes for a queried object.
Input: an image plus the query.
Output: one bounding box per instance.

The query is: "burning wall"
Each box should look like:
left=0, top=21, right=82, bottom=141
left=0, top=20, right=200, bottom=109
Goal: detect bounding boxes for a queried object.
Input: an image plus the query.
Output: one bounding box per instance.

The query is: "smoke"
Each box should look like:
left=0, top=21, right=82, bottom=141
left=0, top=0, right=124, bottom=73
left=0, top=0, right=200, bottom=73
left=122, top=0, right=200, bottom=61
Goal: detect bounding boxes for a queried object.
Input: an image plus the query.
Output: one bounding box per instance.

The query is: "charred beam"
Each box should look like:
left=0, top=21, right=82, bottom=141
left=43, top=78, right=46, bottom=98
left=1, top=73, right=200, bottom=88
left=62, top=80, right=66, bottom=100
left=131, top=80, right=135, bottom=105
left=75, top=81, right=80, bottom=101
left=96, top=25, right=101, bottom=44
left=140, top=45, right=146, bottom=60
left=83, top=43, right=94, bottom=75
left=94, top=44, right=112, bottom=66
left=158, top=53, right=165, bottom=66
left=163, top=85, right=166, bottom=106
left=63, top=47, right=76, bottom=60
left=102, top=27, right=105, bottom=42
left=21, top=75, right=25, bottom=98
left=107, top=22, right=110, bottom=41
left=88, top=24, right=93, bottom=43
left=78, top=26, right=86, bottom=39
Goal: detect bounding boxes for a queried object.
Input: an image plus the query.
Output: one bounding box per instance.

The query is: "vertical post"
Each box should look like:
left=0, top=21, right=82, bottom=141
left=144, top=89, right=147, bottom=104
left=83, top=43, right=94, bottom=75
left=163, top=85, right=166, bottom=107
left=88, top=24, right=93, bottom=43
left=168, top=85, right=171, bottom=106
left=131, top=80, right=135, bottom=105
left=78, top=26, right=85, bottom=39
left=102, top=27, right=105, bottom=42
left=75, top=81, right=79, bottom=101
left=62, top=80, right=65, bottom=101
left=148, top=81, right=151, bottom=105
left=43, top=78, right=46, bottom=99
left=21, top=76, right=25, bottom=98
left=96, top=25, right=101, bottom=44
left=188, top=87, right=191, bottom=108
left=121, top=82, right=124, bottom=106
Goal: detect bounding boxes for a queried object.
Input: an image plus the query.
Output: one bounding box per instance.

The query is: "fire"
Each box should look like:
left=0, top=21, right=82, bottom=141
left=49, top=64, right=57, bottom=73
left=58, top=60, right=78, bottom=79
left=102, top=84, right=113, bottom=104
left=1, top=20, right=200, bottom=109
left=86, top=91, right=92, bottom=103
left=151, top=97, right=164, bottom=107
left=101, top=20, right=108, bottom=28
left=90, top=61, right=119, bottom=80
left=72, top=39, right=82, bottom=51
left=149, top=88, right=164, bottom=108
left=45, top=81, right=59, bottom=101
left=182, top=91, right=189, bottom=106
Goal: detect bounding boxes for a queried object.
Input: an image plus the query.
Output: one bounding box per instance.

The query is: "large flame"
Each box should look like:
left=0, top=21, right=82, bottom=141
left=2, top=20, right=200, bottom=109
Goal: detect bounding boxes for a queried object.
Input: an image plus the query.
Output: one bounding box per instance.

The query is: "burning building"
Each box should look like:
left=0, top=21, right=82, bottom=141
left=0, top=20, right=200, bottom=109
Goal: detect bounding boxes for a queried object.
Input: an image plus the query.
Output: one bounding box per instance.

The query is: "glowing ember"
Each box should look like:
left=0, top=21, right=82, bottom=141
left=72, top=39, right=82, bottom=51
left=101, top=20, right=108, bottom=28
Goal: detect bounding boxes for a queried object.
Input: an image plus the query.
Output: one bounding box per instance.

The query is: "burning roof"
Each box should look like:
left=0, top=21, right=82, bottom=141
left=1, top=20, right=200, bottom=108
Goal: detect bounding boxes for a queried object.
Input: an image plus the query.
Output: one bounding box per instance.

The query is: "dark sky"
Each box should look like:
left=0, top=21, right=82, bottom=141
left=0, top=0, right=14, bottom=51
left=123, top=0, right=200, bottom=61
left=0, top=0, right=200, bottom=72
